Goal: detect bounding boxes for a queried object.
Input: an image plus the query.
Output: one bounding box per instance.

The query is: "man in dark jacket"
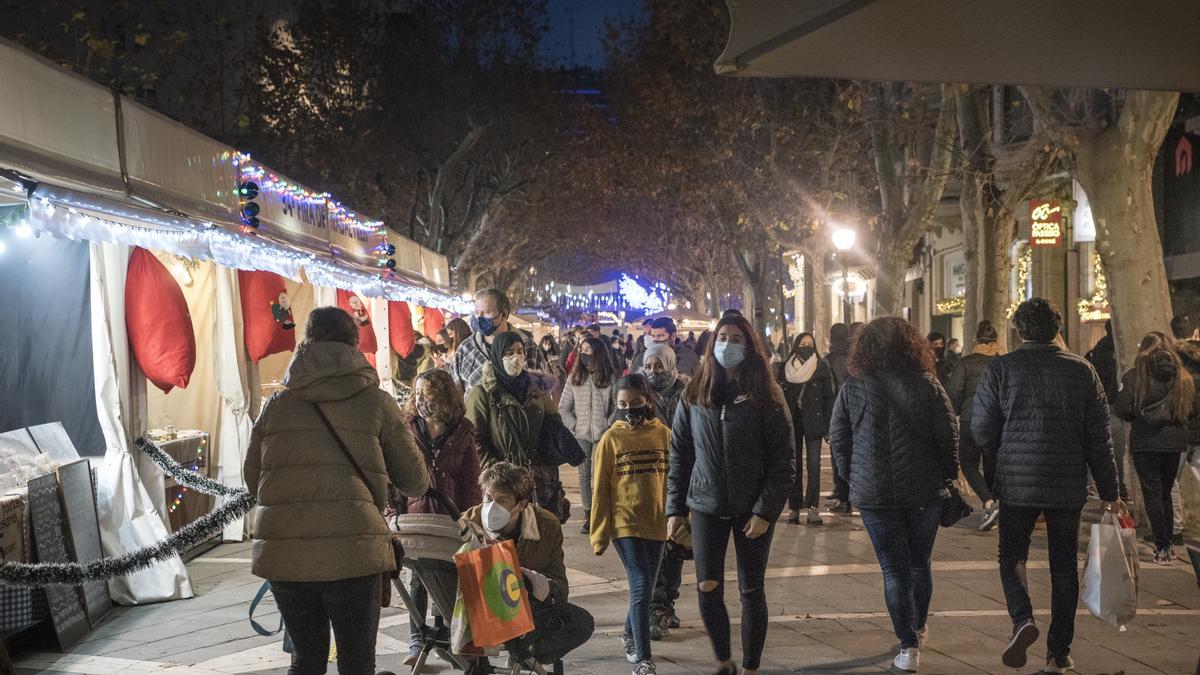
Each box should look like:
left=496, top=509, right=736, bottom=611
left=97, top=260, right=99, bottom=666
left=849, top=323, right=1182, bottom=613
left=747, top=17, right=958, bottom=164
left=946, top=320, right=1003, bottom=530
left=629, top=317, right=701, bottom=376
left=1085, top=319, right=1128, bottom=500
left=824, top=323, right=852, bottom=512
left=972, top=298, right=1122, bottom=673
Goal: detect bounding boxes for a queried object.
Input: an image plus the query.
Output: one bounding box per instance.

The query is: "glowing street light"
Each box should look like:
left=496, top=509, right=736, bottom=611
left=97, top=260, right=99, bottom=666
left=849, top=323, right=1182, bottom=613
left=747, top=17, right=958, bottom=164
left=831, top=227, right=856, bottom=323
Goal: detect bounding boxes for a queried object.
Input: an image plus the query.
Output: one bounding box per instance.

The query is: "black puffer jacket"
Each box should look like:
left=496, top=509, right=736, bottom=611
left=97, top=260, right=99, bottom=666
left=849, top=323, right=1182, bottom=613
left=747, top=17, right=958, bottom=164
left=774, top=357, right=836, bottom=438
left=1113, top=357, right=1198, bottom=453
left=971, top=342, right=1119, bottom=508
left=1085, top=334, right=1120, bottom=404
left=826, top=343, right=850, bottom=391
left=945, top=344, right=1002, bottom=424
left=1175, top=339, right=1200, bottom=444
left=666, top=383, right=796, bottom=520
left=829, top=371, right=958, bottom=509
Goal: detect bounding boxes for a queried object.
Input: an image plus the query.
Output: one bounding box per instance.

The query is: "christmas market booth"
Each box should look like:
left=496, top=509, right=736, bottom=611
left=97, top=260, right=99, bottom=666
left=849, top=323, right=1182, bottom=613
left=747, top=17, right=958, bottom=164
left=0, top=38, right=464, bottom=646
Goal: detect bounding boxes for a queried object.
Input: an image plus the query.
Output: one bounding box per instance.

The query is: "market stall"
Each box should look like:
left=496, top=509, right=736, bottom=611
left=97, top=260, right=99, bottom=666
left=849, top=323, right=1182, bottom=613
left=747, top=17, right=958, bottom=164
left=0, top=37, right=466, bottom=616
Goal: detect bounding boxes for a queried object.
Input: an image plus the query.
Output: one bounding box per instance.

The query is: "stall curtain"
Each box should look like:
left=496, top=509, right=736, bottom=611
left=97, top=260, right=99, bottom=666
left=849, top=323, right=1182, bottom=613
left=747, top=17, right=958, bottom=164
left=423, top=307, right=445, bottom=337
left=371, top=296, right=394, bottom=396
left=389, top=300, right=415, bottom=358
left=336, top=288, right=379, bottom=365
left=213, top=267, right=252, bottom=541
left=90, top=242, right=193, bottom=604
left=0, top=234, right=105, bottom=457
left=258, top=276, right=315, bottom=386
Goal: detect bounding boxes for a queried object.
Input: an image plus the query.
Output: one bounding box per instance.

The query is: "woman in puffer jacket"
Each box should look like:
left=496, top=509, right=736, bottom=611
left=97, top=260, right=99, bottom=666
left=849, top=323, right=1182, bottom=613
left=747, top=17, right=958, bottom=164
left=666, top=314, right=795, bottom=675
left=829, top=317, right=959, bottom=673
left=245, top=308, right=430, bottom=675
left=560, top=336, right=617, bottom=534
left=1115, top=331, right=1199, bottom=564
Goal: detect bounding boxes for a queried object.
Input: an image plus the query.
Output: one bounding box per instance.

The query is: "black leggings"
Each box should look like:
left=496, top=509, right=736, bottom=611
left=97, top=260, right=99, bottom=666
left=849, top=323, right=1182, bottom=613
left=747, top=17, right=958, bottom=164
left=789, top=434, right=823, bottom=510
left=1132, top=451, right=1182, bottom=550
left=690, top=510, right=775, bottom=670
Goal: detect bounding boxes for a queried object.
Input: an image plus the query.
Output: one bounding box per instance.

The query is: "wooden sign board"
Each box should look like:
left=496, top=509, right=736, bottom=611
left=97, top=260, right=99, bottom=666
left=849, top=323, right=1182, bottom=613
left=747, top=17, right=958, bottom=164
left=27, top=473, right=89, bottom=651
left=56, top=461, right=112, bottom=627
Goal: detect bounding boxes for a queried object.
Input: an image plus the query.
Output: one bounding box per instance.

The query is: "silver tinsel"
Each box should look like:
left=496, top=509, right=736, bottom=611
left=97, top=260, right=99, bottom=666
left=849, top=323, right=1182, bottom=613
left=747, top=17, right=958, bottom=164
left=0, top=438, right=256, bottom=587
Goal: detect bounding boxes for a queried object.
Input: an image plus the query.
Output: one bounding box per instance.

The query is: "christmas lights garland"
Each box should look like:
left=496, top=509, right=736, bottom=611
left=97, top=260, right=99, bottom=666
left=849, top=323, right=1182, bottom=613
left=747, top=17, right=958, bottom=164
left=0, top=438, right=254, bottom=587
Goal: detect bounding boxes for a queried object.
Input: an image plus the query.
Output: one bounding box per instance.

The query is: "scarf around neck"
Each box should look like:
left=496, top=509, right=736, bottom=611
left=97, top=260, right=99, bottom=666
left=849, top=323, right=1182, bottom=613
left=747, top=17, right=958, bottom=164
left=785, top=354, right=818, bottom=384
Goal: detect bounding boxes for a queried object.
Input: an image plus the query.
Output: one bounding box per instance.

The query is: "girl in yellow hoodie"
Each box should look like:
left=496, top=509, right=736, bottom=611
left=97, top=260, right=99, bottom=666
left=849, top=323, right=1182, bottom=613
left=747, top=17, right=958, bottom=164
left=591, top=374, right=670, bottom=675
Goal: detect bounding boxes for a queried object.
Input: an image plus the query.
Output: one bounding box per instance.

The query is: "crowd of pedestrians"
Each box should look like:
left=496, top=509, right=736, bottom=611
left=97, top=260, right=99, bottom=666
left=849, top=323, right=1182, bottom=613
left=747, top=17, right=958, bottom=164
left=241, top=288, right=1195, bottom=675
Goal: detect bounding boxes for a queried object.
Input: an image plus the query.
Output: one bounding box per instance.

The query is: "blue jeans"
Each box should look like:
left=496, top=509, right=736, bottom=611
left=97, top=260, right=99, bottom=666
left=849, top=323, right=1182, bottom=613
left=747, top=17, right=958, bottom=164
left=859, top=504, right=941, bottom=649
left=614, top=537, right=665, bottom=662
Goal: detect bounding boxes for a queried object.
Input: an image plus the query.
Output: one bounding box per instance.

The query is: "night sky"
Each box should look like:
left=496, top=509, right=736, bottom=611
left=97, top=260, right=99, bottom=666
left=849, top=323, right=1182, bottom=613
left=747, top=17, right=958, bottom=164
left=541, top=0, right=641, bottom=69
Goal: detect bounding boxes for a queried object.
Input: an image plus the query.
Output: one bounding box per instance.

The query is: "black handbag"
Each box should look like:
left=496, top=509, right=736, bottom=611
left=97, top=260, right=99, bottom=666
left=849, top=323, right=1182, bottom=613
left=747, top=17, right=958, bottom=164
left=311, top=403, right=405, bottom=605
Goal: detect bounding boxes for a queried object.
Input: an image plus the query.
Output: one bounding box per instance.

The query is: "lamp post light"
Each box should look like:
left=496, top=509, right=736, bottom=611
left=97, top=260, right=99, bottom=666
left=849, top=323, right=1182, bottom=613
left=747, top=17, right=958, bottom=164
left=832, top=228, right=856, bottom=323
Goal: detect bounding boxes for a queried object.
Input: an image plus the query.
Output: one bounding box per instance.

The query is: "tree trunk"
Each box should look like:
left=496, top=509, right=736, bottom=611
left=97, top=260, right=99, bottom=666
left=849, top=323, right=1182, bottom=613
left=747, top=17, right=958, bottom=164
left=1078, top=152, right=1172, bottom=371
left=810, top=252, right=831, bottom=347
left=873, top=246, right=910, bottom=318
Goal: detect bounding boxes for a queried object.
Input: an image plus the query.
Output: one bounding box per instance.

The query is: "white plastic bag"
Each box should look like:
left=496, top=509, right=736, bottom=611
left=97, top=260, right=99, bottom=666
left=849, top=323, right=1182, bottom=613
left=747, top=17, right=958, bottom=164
left=1081, top=510, right=1139, bottom=629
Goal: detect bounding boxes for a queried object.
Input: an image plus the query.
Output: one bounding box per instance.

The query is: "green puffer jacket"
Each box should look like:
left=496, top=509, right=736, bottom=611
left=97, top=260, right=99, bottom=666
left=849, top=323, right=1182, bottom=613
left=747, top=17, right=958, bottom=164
left=461, top=504, right=570, bottom=602
left=465, top=362, right=561, bottom=468
left=244, top=341, right=430, bottom=582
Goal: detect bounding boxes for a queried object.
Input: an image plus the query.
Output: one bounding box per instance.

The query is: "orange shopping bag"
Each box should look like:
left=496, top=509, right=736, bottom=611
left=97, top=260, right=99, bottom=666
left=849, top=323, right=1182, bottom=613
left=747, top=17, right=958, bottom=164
left=453, top=539, right=535, bottom=647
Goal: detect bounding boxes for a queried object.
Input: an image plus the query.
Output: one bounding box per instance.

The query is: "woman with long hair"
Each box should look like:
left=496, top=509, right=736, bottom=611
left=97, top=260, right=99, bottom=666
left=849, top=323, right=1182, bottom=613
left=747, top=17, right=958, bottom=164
left=444, top=317, right=472, bottom=354
left=1115, top=331, right=1198, bottom=564
left=399, top=369, right=481, bottom=665
left=561, top=336, right=618, bottom=534
left=829, top=317, right=959, bottom=673
left=774, top=332, right=835, bottom=526
left=666, top=315, right=794, bottom=675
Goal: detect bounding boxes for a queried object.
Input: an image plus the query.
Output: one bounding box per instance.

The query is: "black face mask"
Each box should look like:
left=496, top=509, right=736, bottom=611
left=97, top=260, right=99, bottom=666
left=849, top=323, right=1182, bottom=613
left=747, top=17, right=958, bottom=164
left=579, top=353, right=594, bottom=370
left=796, top=346, right=815, bottom=361
left=621, top=405, right=652, bottom=426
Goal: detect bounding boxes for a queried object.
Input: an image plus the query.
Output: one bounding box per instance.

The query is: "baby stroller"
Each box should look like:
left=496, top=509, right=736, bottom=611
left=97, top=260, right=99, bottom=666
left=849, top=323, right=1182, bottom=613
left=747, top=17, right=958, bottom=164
left=390, top=490, right=564, bottom=675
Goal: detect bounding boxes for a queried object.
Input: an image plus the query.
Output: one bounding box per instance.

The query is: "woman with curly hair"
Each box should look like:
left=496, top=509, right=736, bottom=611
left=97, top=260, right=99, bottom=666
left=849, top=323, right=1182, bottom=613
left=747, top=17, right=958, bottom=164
left=400, top=368, right=481, bottom=665
left=829, top=317, right=959, bottom=673
left=666, top=314, right=795, bottom=675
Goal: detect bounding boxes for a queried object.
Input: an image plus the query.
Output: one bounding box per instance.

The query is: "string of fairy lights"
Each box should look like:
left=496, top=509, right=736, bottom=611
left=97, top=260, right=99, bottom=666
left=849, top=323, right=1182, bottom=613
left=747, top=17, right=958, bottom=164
left=167, top=437, right=206, bottom=515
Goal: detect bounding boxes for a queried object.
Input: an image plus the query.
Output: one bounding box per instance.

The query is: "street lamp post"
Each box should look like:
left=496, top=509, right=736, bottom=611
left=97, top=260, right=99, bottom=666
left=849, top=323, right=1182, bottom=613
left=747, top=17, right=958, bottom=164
left=832, top=228, right=856, bottom=324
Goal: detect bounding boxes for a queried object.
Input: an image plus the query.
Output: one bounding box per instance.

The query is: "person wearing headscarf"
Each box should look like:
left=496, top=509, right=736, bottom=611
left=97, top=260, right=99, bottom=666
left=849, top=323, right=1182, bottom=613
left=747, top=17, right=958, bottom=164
left=465, top=331, right=559, bottom=469
left=774, top=332, right=835, bottom=525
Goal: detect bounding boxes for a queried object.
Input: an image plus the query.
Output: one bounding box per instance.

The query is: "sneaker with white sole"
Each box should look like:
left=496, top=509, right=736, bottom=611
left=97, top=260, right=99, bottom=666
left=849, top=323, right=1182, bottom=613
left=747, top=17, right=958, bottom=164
left=621, top=634, right=637, bottom=664
left=633, top=659, right=657, bottom=675
left=807, top=507, right=823, bottom=525
left=1002, top=619, right=1039, bottom=668
left=1044, top=654, right=1075, bottom=673
left=978, top=503, right=1000, bottom=531
left=893, top=647, right=920, bottom=672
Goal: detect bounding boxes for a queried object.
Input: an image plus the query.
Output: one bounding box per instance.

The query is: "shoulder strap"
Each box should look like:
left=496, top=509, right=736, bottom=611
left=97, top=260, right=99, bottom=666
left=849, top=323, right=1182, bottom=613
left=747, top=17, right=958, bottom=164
left=311, top=402, right=373, bottom=489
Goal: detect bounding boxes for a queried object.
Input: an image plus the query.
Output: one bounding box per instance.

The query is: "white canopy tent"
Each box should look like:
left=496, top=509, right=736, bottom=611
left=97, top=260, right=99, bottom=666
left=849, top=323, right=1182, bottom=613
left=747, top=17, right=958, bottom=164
left=0, top=38, right=462, bottom=603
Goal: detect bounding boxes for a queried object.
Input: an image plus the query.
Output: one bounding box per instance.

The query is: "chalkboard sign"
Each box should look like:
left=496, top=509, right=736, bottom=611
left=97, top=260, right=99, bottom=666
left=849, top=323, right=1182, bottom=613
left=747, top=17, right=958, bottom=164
left=27, top=473, right=89, bottom=651
left=57, top=461, right=112, bottom=627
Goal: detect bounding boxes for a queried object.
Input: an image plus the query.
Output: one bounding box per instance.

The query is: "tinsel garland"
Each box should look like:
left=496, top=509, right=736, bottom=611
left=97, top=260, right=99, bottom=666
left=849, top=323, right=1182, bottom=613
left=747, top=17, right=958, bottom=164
left=0, top=491, right=255, bottom=587
left=0, top=437, right=256, bottom=587
left=135, top=437, right=242, bottom=496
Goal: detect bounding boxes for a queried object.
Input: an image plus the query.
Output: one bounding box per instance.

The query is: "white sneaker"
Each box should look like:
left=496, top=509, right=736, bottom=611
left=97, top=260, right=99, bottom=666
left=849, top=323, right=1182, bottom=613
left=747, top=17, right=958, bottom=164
left=621, top=634, right=637, bottom=664
left=634, top=659, right=657, bottom=675
left=893, top=647, right=920, bottom=672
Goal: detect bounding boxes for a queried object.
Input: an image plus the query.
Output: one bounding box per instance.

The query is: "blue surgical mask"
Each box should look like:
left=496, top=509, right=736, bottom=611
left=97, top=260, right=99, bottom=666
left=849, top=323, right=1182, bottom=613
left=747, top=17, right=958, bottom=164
left=471, top=315, right=498, bottom=336
left=713, top=341, right=746, bottom=369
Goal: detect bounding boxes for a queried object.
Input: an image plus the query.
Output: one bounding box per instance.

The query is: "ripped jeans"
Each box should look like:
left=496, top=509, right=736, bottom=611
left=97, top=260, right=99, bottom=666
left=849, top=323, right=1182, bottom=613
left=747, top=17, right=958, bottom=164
left=690, top=510, right=775, bottom=671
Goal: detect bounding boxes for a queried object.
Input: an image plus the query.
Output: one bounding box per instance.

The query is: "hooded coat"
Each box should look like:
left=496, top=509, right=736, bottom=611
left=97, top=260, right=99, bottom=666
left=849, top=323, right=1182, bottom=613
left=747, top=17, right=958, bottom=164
left=244, top=341, right=430, bottom=582
left=1114, top=355, right=1199, bottom=453
left=405, top=416, right=483, bottom=514
left=465, top=361, right=560, bottom=468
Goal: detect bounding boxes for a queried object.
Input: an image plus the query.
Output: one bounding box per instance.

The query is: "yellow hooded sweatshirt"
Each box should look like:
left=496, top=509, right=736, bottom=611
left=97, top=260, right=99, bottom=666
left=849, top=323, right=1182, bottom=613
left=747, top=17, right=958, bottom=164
left=589, top=418, right=670, bottom=553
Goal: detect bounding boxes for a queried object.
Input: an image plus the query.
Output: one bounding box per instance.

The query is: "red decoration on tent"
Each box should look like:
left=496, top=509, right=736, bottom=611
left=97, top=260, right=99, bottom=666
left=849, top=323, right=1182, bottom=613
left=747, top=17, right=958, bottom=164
left=238, top=270, right=296, bottom=363
left=423, top=307, right=445, bottom=337
left=336, top=289, right=378, bottom=362
left=125, top=248, right=197, bottom=393
left=389, top=301, right=415, bottom=358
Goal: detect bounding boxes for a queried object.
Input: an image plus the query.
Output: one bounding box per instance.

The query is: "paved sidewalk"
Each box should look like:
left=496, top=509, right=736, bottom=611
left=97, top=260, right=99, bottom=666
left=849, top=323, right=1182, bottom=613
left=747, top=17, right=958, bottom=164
left=12, top=464, right=1200, bottom=674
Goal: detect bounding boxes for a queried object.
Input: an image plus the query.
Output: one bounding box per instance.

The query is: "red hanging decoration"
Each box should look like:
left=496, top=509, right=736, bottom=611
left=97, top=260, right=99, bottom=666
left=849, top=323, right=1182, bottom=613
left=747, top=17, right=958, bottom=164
left=423, top=307, right=445, bottom=337
left=238, top=270, right=296, bottom=363
left=336, top=289, right=378, bottom=364
left=389, top=300, right=415, bottom=358
left=125, top=248, right=196, bottom=393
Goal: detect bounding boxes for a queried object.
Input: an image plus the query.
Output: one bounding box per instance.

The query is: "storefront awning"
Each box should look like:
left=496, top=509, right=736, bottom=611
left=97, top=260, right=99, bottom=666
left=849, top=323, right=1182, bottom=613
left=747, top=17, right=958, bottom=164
left=716, top=0, right=1200, bottom=91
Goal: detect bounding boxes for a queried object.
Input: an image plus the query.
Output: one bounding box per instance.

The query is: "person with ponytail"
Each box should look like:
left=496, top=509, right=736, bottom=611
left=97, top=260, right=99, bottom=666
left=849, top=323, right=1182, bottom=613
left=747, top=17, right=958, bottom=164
left=1114, top=331, right=1199, bottom=564
left=666, top=315, right=795, bottom=675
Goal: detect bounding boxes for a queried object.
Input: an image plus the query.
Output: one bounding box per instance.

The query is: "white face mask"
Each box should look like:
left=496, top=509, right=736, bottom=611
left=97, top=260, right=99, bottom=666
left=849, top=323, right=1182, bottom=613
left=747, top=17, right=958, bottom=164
left=502, top=354, right=525, bottom=377
left=482, top=500, right=513, bottom=535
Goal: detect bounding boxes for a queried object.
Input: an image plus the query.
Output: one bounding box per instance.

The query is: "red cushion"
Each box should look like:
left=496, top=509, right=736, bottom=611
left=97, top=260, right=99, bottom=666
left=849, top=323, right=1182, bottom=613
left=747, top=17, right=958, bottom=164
left=336, top=289, right=378, bottom=358
left=125, top=248, right=196, bottom=393
left=238, top=270, right=297, bottom=363
left=389, top=301, right=415, bottom=357
left=423, top=307, right=445, bottom=337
